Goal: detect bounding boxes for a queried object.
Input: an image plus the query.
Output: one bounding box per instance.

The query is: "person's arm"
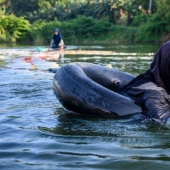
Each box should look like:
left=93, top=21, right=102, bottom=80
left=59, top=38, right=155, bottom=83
left=125, top=82, right=170, bottom=127
left=142, top=84, right=170, bottom=126
left=59, top=39, right=64, bottom=49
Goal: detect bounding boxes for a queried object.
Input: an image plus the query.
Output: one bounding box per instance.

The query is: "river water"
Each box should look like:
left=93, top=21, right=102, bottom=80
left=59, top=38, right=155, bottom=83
left=1, top=44, right=170, bottom=170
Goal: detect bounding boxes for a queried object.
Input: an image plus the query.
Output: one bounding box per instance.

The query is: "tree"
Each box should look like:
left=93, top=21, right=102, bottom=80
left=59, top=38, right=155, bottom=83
left=0, top=15, right=30, bottom=42
left=155, top=0, right=170, bottom=18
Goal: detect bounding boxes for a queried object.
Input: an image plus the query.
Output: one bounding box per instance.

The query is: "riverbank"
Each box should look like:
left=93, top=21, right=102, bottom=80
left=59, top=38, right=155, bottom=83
left=1, top=16, right=167, bottom=45
left=21, top=23, right=161, bottom=45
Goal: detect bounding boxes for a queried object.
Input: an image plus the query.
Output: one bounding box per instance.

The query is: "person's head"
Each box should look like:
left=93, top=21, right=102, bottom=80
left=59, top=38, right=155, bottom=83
left=54, top=28, right=60, bottom=35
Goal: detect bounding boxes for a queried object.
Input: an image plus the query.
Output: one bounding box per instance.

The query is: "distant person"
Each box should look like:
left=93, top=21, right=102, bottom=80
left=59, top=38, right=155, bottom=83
left=50, top=28, right=64, bottom=50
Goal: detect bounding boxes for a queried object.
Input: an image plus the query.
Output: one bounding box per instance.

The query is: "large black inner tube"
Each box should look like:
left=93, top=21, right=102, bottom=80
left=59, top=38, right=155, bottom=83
left=53, top=63, right=142, bottom=117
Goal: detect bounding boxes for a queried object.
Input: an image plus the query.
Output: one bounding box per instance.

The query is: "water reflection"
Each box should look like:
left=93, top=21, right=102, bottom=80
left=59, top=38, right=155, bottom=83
left=23, top=52, right=64, bottom=70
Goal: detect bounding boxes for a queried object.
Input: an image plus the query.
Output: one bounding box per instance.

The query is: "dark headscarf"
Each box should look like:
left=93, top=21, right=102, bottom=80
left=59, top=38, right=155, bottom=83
left=123, top=41, right=170, bottom=93
left=53, top=28, right=63, bottom=46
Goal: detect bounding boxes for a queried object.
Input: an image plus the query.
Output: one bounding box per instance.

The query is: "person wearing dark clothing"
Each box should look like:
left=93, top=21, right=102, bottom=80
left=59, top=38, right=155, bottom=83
left=122, top=41, right=170, bottom=127
left=50, top=28, right=64, bottom=49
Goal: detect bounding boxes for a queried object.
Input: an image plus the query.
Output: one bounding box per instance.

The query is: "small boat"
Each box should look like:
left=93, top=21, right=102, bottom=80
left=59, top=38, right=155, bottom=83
left=53, top=62, right=142, bottom=117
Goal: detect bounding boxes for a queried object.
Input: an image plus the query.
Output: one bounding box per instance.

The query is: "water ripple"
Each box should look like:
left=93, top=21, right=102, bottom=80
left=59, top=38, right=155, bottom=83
left=1, top=45, right=170, bottom=170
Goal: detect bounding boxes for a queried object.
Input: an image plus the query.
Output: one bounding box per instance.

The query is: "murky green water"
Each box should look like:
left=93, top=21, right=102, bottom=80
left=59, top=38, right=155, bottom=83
left=1, top=44, right=170, bottom=170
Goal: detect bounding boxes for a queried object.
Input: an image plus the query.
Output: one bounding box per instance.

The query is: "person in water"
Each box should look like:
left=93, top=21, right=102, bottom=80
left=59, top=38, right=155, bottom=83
left=122, top=41, right=170, bottom=127
left=50, top=28, right=64, bottom=49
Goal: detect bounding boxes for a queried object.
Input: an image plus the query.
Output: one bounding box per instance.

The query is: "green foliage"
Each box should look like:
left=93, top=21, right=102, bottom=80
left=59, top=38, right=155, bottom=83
left=134, top=12, right=170, bottom=42
left=0, top=15, right=30, bottom=42
left=30, top=16, right=112, bottom=44
left=108, top=25, right=137, bottom=43
left=131, top=14, right=148, bottom=26
left=9, top=0, right=39, bottom=16
left=1, top=0, right=170, bottom=43
left=69, top=16, right=111, bottom=38
left=155, top=0, right=170, bottom=19
left=33, top=20, right=61, bottom=43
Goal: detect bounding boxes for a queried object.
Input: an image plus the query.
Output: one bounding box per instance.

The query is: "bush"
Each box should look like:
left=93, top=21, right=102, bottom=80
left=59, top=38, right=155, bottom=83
left=69, top=16, right=111, bottom=38
left=0, top=15, right=30, bottom=43
left=30, top=16, right=112, bottom=44
left=107, top=25, right=137, bottom=43
left=134, top=13, right=169, bottom=42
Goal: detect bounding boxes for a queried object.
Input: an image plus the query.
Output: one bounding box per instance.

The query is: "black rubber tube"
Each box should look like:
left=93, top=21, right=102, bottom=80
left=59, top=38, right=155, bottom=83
left=53, top=63, right=142, bottom=117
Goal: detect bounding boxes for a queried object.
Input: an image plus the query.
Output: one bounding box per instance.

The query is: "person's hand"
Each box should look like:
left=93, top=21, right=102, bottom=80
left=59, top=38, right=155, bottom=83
left=60, top=45, right=64, bottom=51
